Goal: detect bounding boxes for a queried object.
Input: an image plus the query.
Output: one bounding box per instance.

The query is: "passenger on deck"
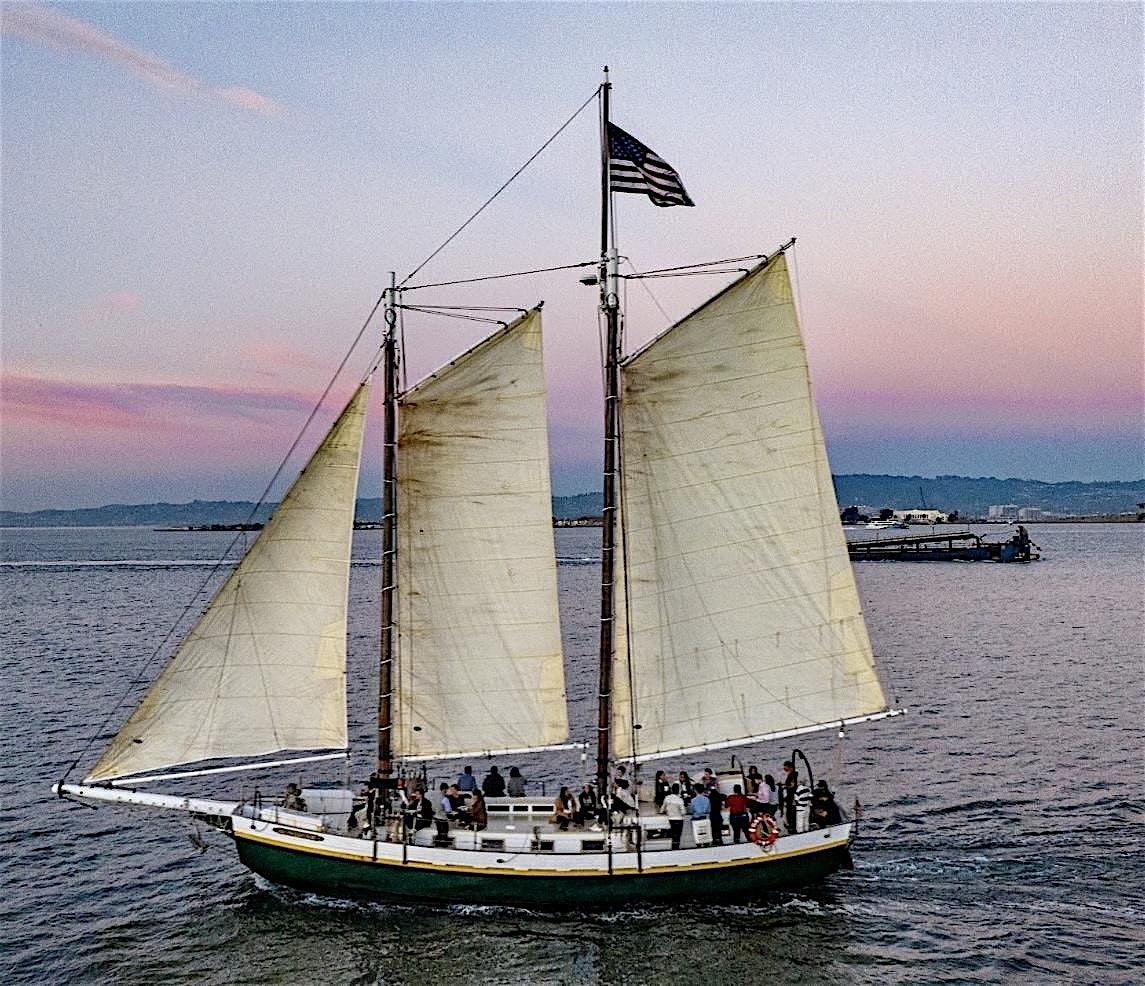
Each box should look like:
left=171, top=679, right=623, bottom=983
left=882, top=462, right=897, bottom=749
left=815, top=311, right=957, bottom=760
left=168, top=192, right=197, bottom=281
left=761, top=774, right=779, bottom=817
left=365, top=771, right=384, bottom=824
left=404, top=789, right=433, bottom=833
left=780, top=760, right=798, bottom=832
left=726, top=784, right=750, bottom=843
left=746, top=766, right=763, bottom=796
left=435, top=783, right=454, bottom=844
left=468, top=789, right=488, bottom=831
left=689, top=784, right=710, bottom=820
left=457, top=765, right=477, bottom=793
left=416, top=790, right=434, bottom=831
left=551, top=786, right=575, bottom=831
left=662, top=783, right=686, bottom=849
left=677, top=771, right=694, bottom=807
left=610, top=765, right=636, bottom=822
left=482, top=765, right=506, bottom=797
left=792, top=781, right=812, bottom=833
left=653, top=770, right=671, bottom=811
left=811, top=780, right=842, bottom=828
left=507, top=766, right=526, bottom=798
left=577, top=783, right=602, bottom=831
left=701, top=768, right=717, bottom=792
left=282, top=783, right=306, bottom=812
left=708, top=783, right=725, bottom=846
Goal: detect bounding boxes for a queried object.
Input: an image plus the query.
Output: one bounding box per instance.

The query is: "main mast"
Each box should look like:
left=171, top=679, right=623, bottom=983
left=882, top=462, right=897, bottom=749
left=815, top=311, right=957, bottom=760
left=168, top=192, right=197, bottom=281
left=378, top=273, right=398, bottom=775
left=595, top=68, right=622, bottom=794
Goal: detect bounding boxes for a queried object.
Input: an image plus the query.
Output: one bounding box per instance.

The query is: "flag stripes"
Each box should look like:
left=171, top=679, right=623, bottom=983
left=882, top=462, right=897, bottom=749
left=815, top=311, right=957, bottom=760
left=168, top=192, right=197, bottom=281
left=608, top=123, right=694, bottom=208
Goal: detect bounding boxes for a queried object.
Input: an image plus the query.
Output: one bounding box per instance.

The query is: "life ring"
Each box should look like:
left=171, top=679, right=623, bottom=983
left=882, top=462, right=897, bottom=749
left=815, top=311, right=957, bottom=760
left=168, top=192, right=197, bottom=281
left=749, top=814, right=778, bottom=846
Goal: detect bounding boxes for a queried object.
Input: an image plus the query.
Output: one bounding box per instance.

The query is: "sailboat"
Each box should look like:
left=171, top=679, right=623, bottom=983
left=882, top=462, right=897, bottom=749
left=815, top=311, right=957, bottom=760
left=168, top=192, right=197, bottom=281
left=54, top=73, right=903, bottom=907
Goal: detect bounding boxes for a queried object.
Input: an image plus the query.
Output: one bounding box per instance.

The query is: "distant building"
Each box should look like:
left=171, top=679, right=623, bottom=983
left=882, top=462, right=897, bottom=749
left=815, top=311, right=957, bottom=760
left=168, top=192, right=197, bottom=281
left=893, top=509, right=948, bottom=524
left=1017, top=507, right=1045, bottom=521
left=988, top=504, right=1020, bottom=520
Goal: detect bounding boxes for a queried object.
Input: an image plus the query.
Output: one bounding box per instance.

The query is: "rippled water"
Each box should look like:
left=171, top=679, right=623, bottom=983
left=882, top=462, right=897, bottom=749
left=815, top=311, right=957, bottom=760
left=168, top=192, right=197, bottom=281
left=2, top=524, right=1142, bottom=984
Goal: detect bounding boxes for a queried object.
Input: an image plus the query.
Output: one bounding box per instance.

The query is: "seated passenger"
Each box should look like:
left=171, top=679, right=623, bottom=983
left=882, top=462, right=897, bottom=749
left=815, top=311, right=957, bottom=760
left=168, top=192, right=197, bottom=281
left=550, top=786, right=575, bottom=831
left=507, top=766, right=527, bottom=798
left=457, top=764, right=478, bottom=793
left=811, top=779, right=843, bottom=828
left=468, top=789, right=488, bottom=831
left=576, top=783, right=602, bottom=831
left=482, top=765, right=506, bottom=797
left=282, top=783, right=306, bottom=812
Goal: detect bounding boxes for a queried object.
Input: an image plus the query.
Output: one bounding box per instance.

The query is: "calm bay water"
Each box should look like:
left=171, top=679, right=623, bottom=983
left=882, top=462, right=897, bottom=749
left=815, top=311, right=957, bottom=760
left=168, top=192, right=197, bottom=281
left=2, top=524, right=1142, bottom=984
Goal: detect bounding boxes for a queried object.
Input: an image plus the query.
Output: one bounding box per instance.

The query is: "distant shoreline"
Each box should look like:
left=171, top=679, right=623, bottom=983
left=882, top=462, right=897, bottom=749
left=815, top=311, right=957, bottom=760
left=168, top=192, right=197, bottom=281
left=3, top=476, right=1141, bottom=528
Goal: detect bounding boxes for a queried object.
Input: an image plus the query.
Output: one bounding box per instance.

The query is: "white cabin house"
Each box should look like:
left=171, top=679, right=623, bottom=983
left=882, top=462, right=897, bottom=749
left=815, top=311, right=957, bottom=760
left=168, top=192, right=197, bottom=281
left=892, top=508, right=949, bottom=525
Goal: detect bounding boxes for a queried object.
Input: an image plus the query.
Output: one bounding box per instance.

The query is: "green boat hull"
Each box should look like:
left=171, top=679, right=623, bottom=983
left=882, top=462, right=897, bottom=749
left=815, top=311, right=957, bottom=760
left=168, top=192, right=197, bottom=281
left=233, top=833, right=853, bottom=908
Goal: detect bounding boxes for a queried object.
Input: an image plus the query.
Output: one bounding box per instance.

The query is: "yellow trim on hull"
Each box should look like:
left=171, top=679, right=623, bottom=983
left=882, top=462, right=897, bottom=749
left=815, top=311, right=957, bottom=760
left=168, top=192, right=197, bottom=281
left=232, top=825, right=851, bottom=878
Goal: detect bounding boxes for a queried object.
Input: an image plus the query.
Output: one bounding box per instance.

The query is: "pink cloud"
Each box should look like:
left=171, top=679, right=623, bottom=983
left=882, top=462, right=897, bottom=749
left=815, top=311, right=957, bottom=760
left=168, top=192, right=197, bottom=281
left=88, top=291, right=140, bottom=314
left=2, top=4, right=282, bottom=114
left=241, top=341, right=327, bottom=372
left=1, top=373, right=316, bottom=431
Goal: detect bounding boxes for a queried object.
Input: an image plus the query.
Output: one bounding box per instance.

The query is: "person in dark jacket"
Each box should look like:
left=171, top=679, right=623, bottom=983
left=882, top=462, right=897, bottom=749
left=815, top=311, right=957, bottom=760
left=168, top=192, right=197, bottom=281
left=707, top=784, right=724, bottom=846
left=811, top=779, right=842, bottom=828
left=482, top=765, right=506, bottom=797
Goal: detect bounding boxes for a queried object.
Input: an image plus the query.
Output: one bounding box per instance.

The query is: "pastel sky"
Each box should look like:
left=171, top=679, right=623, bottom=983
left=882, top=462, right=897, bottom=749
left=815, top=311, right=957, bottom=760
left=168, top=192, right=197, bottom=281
left=2, top=2, right=1141, bottom=511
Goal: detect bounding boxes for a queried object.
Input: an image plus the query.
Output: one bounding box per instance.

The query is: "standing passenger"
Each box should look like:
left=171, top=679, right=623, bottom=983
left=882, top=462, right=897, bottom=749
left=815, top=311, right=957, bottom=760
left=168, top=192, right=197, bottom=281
left=726, top=784, right=750, bottom=844
left=708, top=783, right=725, bottom=846
left=653, top=769, right=671, bottom=811
left=762, top=773, right=779, bottom=817
left=677, top=771, right=694, bottom=807
left=780, top=760, right=799, bottom=833
left=662, top=783, right=686, bottom=850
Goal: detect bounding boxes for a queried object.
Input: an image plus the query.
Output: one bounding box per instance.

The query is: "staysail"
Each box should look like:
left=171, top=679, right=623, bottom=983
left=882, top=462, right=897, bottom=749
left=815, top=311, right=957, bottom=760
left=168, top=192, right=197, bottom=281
left=611, top=253, right=889, bottom=760
left=86, top=384, right=370, bottom=782
left=393, top=309, right=568, bottom=759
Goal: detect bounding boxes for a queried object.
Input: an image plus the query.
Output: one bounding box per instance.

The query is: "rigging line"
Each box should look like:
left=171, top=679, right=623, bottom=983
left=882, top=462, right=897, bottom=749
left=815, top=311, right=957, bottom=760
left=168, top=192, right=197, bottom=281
left=404, top=261, right=596, bottom=291
left=395, top=304, right=529, bottom=313
left=399, top=306, right=508, bottom=325
left=62, top=292, right=385, bottom=784
left=634, top=254, right=768, bottom=275
left=399, top=86, right=601, bottom=288
left=621, top=256, right=672, bottom=325
left=625, top=268, right=752, bottom=279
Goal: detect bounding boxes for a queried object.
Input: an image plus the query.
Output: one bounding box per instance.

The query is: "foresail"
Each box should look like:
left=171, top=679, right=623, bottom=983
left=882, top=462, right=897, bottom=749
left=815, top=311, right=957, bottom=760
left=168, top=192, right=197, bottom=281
left=611, top=253, right=888, bottom=760
left=86, top=384, right=369, bottom=782
left=394, top=309, right=568, bottom=759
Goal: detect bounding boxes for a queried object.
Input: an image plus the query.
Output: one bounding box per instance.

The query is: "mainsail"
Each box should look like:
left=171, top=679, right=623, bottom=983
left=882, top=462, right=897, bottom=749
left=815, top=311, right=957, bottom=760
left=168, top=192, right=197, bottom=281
left=393, top=309, right=568, bottom=759
left=611, top=253, right=889, bottom=760
left=86, top=384, right=369, bottom=782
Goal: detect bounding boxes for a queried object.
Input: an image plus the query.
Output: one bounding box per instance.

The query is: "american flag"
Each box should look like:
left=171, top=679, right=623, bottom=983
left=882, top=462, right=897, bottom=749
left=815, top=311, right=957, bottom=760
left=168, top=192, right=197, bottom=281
left=608, top=123, right=694, bottom=208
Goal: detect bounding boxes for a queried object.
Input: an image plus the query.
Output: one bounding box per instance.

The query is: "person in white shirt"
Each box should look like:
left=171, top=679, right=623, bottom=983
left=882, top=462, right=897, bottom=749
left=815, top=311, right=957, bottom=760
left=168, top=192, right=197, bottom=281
left=661, top=783, right=687, bottom=849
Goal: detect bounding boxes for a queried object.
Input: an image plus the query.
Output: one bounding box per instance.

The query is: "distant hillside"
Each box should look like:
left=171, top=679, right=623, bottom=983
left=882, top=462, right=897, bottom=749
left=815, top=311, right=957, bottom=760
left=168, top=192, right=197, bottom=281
left=0, top=493, right=601, bottom=527
left=832, top=475, right=1145, bottom=518
left=2, top=478, right=1141, bottom=527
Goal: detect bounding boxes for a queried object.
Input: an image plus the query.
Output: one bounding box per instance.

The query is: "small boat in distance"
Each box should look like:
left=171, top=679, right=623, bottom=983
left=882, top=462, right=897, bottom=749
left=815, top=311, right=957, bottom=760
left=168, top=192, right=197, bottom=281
left=54, top=72, right=905, bottom=907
